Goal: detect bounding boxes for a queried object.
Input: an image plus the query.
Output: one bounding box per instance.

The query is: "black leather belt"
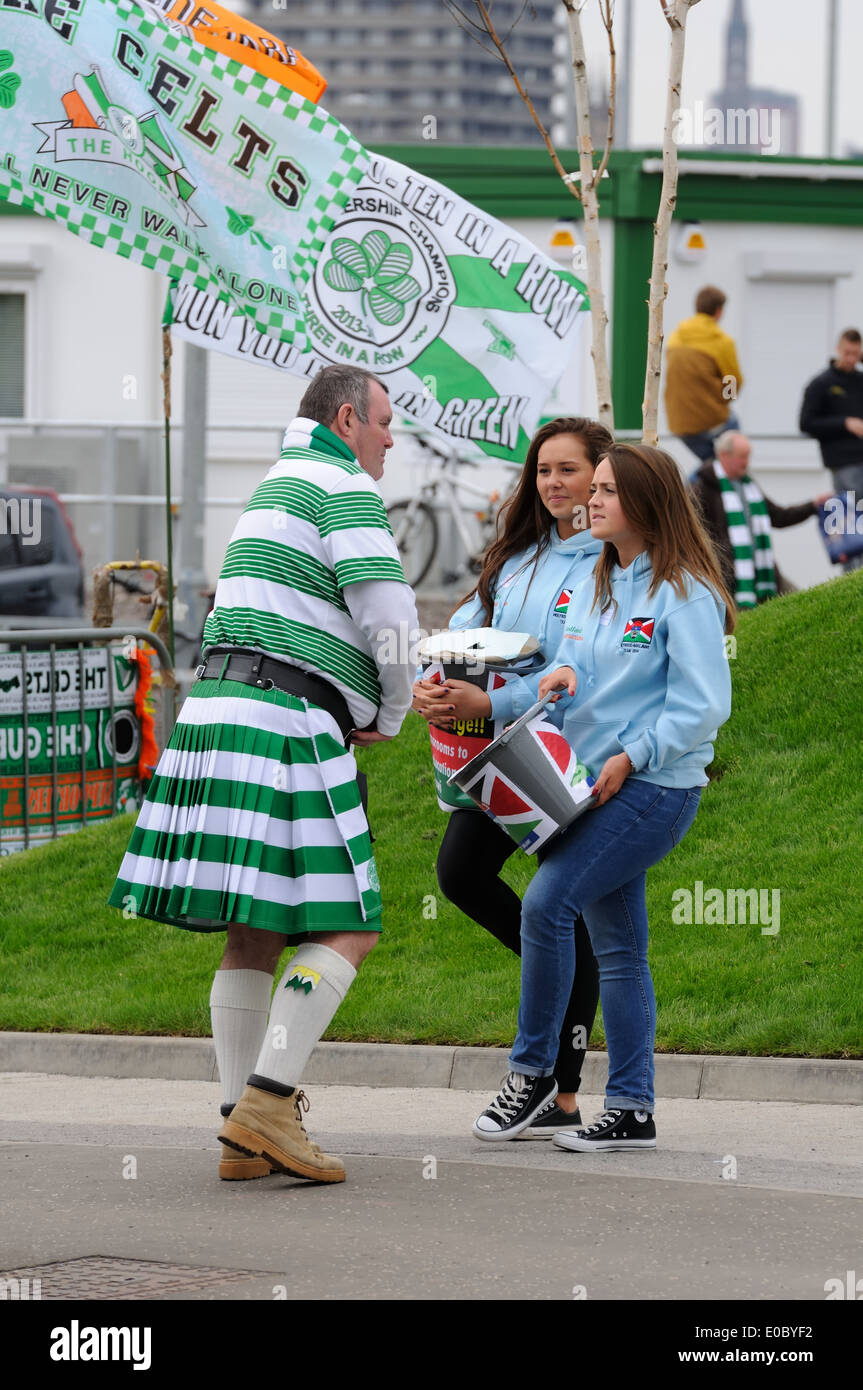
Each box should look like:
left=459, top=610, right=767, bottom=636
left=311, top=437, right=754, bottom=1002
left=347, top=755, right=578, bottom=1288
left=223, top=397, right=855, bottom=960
left=195, top=648, right=355, bottom=743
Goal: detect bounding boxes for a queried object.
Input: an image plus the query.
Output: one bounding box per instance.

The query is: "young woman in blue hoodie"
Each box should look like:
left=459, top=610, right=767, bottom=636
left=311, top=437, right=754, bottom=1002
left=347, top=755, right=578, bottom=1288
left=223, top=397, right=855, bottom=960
left=471, top=442, right=735, bottom=1150
left=413, top=416, right=613, bottom=1135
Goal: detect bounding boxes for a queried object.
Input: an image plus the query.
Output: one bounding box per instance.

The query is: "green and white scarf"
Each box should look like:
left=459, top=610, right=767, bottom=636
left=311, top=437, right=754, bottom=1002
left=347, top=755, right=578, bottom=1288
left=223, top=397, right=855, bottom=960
left=714, top=461, right=776, bottom=608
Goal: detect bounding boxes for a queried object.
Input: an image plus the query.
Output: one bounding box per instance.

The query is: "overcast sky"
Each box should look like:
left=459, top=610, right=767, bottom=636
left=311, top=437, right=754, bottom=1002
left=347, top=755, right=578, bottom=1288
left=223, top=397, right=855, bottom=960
left=574, top=0, right=861, bottom=158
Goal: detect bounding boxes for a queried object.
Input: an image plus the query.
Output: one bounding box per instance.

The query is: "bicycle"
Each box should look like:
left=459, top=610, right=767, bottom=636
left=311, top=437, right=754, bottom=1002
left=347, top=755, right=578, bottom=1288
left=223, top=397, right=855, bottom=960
left=387, top=429, right=522, bottom=588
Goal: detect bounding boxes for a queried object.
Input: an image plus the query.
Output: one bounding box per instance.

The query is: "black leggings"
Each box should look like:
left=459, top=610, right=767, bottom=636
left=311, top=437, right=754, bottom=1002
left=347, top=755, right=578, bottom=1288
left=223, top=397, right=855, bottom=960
left=436, top=809, right=599, bottom=1094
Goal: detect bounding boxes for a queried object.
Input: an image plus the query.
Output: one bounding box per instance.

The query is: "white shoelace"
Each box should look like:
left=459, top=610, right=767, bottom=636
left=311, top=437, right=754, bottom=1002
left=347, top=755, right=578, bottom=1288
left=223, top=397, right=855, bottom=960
left=581, top=1109, right=622, bottom=1134
left=486, top=1073, right=530, bottom=1122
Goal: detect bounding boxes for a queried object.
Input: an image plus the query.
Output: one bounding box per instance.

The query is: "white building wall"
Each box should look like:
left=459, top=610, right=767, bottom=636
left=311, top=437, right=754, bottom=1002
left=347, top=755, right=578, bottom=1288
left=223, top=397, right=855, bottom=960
left=655, top=216, right=863, bottom=591
left=0, top=212, right=164, bottom=422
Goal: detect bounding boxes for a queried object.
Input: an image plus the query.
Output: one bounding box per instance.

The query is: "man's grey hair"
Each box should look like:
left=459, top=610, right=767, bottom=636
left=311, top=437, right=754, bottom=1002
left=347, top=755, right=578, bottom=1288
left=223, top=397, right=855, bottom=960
left=715, top=429, right=746, bottom=458
left=298, top=365, right=388, bottom=427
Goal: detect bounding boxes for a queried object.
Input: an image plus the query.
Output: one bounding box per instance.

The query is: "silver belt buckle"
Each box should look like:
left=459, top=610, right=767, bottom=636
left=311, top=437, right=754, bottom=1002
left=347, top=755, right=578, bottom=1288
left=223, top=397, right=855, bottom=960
left=251, top=658, right=274, bottom=692
left=194, top=661, right=206, bottom=680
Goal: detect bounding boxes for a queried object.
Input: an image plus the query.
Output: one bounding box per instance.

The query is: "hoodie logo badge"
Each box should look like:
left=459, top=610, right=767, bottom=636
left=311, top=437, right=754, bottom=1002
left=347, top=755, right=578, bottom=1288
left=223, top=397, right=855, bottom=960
left=554, top=589, right=572, bottom=618
left=621, top=616, right=654, bottom=648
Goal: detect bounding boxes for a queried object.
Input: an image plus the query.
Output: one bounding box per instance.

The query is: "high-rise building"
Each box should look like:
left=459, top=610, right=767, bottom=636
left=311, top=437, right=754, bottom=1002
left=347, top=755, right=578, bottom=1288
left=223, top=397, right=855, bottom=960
left=240, top=0, right=558, bottom=146
left=709, top=0, right=799, bottom=155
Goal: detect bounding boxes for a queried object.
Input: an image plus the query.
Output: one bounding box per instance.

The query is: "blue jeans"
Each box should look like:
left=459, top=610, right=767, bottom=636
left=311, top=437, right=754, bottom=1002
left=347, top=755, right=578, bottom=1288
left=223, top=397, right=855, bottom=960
left=509, top=780, right=702, bottom=1112
left=679, top=412, right=741, bottom=466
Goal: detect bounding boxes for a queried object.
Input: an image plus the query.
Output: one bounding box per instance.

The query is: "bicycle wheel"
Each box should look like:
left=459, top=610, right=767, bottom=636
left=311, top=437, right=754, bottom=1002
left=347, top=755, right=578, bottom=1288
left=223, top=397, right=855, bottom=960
left=387, top=499, right=438, bottom=588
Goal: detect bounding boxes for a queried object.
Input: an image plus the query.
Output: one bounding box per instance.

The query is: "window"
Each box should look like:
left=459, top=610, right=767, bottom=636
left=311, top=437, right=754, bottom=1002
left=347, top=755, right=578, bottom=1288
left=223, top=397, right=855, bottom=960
left=0, top=294, right=25, bottom=418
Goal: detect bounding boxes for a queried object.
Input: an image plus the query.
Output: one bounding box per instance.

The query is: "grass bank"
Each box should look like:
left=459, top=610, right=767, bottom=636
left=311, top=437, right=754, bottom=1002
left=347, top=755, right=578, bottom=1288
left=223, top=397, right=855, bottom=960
left=1, top=571, right=861, bottom=1055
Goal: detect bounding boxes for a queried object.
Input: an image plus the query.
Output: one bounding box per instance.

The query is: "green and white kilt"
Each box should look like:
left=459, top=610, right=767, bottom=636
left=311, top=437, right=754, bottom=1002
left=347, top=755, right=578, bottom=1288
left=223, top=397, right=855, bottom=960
left=108, top=677, right=382, bottom=934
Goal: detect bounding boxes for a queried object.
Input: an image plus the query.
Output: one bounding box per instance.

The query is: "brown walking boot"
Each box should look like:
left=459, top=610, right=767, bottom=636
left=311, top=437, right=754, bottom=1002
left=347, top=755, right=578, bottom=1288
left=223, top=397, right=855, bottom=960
left=218, top=1084, right=345, bottom=1183
left=218, top=1144, right=277, bottom=1181
left=217, top=1103, right=277, bottom=1180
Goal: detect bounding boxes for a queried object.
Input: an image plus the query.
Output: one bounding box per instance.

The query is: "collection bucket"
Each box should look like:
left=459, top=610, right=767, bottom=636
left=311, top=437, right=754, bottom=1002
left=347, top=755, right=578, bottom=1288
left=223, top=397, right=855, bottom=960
left=447, top=699, right=595, bottom=854
left=417, top=629, right=543, bottom=813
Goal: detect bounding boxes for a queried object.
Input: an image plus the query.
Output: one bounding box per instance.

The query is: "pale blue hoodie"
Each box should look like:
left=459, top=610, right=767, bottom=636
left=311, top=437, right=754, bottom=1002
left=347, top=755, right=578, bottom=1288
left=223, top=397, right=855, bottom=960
left=449, top=525, right=603, bottom=655
left=488, top=552, right=732, bottom=788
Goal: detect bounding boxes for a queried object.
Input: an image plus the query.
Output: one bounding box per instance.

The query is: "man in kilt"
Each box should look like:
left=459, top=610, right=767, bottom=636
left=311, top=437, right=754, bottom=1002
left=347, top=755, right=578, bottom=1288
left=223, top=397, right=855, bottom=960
left=109, top=366, right=417, bottom=1184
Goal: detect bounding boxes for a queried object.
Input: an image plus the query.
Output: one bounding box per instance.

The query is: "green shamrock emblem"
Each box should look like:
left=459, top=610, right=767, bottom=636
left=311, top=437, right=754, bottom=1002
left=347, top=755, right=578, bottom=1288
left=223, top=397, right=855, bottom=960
left=225, top=206, right=273, bottom=252
left=0, top=52, right=21, bottom=110
left=323, top=231, right=421, bottom=326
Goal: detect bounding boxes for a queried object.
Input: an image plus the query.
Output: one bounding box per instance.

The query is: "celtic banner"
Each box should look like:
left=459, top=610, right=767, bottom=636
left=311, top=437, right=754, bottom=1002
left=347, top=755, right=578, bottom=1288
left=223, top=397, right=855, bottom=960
left=0, top=0, right=367, bottom=348
left=168, top=152, right=588, bottom=460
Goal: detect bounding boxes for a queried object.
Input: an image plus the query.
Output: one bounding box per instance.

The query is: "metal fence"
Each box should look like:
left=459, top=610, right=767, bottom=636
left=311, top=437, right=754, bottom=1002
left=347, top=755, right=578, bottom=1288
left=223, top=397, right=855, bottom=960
left=0, top=625, right=175, bottom=854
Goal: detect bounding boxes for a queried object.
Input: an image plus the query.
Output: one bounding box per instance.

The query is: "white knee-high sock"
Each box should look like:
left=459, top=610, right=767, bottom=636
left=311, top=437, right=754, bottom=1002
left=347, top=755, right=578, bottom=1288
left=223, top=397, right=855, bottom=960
left=209, top=969, right=274, bottom=1107
left=251, top=944, right=357, bottom=1091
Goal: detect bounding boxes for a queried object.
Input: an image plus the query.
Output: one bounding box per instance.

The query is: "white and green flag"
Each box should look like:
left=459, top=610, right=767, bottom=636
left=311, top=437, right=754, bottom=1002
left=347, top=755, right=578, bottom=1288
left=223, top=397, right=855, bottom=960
left=0, top=0, right=367, bottom=347
left=168, top=153, right=588, bottom=459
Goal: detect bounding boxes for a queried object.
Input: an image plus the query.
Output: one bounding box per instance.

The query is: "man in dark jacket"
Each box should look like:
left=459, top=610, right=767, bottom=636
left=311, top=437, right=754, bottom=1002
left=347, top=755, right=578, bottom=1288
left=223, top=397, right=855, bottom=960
left=799, top=330, right=863, bottom=572
left=690, top=432, right=830, bottom=608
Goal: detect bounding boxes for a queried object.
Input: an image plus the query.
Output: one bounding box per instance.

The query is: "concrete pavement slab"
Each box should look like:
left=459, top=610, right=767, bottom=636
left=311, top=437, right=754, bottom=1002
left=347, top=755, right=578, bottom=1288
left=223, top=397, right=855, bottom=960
left=2, top=1032, right=862, bottom=1103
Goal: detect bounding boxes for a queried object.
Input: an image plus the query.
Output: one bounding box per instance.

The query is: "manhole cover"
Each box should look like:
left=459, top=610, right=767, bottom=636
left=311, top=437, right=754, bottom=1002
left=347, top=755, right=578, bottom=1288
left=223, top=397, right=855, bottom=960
left=0, top=1257, right=262, bottom=1299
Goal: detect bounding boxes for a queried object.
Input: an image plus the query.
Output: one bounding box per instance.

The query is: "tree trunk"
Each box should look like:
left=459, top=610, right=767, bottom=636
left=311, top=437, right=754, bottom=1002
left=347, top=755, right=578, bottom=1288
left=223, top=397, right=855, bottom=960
left=642, top=0, right=698, bottom=445
left=563, top=1, right=614, bottom=431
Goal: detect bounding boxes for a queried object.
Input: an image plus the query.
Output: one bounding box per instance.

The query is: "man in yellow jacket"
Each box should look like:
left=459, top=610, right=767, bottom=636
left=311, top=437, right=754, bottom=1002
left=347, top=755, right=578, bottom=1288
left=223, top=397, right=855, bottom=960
left=665, top=286, right=744, bottom=462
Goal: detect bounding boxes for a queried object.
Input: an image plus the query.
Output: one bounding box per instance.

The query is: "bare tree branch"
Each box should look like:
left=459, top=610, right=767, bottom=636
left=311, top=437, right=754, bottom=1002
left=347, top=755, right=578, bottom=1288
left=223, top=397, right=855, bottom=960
left=439, top=0, right=619, bottom=427
left=561, top=0, right=614, bottom=426
left=594, top=0, right=617, bottom=186
left=642, top=0, right=702, bottom=443
left=466, top=0, right=586, bottom=203
left=442, top=1, right=501, bottom=59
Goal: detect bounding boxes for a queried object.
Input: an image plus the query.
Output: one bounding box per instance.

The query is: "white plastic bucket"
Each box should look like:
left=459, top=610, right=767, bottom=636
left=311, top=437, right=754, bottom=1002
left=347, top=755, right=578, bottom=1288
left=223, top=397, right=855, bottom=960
left=447, top=699, right=595, bottom=854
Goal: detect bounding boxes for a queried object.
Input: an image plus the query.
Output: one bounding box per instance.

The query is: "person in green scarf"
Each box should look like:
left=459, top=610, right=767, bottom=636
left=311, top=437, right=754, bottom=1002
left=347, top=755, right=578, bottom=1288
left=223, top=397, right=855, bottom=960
left=689, top=432, right=832, bottom=607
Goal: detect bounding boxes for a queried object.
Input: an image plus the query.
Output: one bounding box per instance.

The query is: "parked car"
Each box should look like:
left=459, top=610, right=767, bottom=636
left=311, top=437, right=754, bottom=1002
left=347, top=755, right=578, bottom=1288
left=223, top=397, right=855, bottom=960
left=0, top=486, right=84, bottom=618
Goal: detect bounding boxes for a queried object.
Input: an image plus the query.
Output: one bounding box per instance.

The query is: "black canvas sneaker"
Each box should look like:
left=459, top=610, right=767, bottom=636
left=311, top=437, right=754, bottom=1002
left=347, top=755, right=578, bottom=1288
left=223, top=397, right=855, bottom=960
left=473, top=1072, right=558, bottom=1141
left=519, top=1099, right=583, bottom=1139
left=552, top=1108, right=656, bottom=1151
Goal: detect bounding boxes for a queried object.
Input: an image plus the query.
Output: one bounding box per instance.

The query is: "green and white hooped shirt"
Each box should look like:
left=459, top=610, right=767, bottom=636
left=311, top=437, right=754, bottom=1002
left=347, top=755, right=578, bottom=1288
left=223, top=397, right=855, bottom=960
left=202, top=417, right=418, bottom=735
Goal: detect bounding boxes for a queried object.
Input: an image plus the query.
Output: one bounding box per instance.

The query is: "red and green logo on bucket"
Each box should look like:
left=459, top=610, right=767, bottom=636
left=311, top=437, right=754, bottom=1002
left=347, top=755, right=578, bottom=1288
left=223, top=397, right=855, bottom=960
left=451, top=708, right=597, bottom=855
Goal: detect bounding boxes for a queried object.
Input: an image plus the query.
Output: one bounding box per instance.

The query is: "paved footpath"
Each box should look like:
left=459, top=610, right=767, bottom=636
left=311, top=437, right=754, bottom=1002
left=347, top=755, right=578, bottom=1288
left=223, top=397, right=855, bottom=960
left=2, top=1074, right=861, bottom=1301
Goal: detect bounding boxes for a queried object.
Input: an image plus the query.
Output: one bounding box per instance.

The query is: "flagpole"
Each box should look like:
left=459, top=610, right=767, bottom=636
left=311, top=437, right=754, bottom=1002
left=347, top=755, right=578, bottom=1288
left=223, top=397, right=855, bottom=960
left=160, top=323, right=176, bottom=666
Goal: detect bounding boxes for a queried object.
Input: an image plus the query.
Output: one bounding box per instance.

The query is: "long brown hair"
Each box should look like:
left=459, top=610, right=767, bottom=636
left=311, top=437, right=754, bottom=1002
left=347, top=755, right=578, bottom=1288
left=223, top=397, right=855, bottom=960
left=458, top=416, right=614, bottom=624
left=591, top=443, right=736, bottom=633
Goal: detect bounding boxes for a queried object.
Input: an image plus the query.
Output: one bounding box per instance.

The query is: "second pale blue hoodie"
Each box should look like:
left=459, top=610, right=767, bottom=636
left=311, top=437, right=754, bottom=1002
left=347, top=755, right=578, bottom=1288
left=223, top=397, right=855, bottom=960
left=489, top=551, right=732, bottom=788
